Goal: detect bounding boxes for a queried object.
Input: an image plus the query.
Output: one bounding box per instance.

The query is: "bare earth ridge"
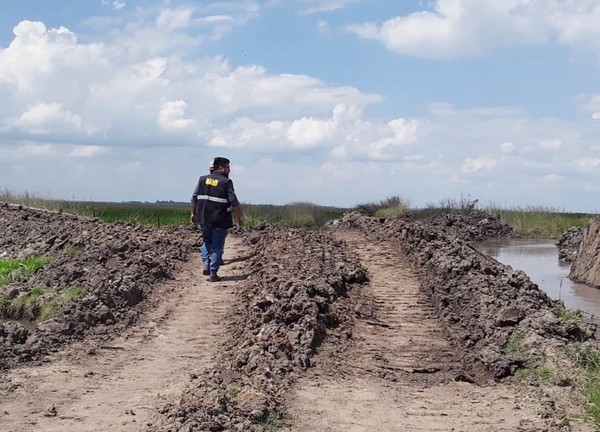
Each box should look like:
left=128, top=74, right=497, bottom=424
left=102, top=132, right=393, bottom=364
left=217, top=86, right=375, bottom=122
left=284, top=229, right=547, bottom=432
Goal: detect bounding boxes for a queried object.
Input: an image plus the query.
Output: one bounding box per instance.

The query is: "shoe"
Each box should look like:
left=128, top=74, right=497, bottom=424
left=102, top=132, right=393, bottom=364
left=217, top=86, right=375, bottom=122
left=202, top=263, right=210, bottom=275
left=208, top=275, right=222, bottom=282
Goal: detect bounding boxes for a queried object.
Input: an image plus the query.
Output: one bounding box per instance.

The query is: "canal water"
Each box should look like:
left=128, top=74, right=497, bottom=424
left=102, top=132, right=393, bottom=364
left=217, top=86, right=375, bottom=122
left=477, top=238, right=600, bottom=321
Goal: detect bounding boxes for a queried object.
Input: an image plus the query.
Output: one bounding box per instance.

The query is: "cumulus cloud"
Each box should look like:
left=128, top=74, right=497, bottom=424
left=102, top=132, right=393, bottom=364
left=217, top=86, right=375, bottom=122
left=158, top=100, right=196, bottom=131
left=12, top=103, right=84, bottom=135
left=287, top=116, right=335, bottom=148
left=347, top=1, right=600, bottom=59
left=206, top=103, right=422, bottom=159
left=0, top=17, right=381, bottom=149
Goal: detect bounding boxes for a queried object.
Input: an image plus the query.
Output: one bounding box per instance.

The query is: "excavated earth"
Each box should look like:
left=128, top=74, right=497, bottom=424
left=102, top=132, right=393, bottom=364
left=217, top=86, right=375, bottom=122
left=1, top=204, right=599, bottom=432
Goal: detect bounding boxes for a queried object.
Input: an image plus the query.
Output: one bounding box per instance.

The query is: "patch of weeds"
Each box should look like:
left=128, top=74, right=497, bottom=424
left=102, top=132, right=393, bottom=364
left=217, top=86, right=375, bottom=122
left=9, top=286, right=46, bottom=319
left=559, top=307, right=584, bottom=333
left=0, top=294, right=11, bottom=314
left=502, top=330, right=526, bottom=356
left=3, top=285, right=86, bottom=321
left=36, top=286, right=86, bottom=321
left=225, top=387, right=241, bottom=401
left=514, top=365, right=553, bottom=383
left=66, top=245, right=84, bottom=257
left=566, top=344, right=600, bottom=424
left=0, top=256, right=50, bottom=287
left=62, top=286, right=86, bottom=300
left=253, top=411, right=292, bottom=432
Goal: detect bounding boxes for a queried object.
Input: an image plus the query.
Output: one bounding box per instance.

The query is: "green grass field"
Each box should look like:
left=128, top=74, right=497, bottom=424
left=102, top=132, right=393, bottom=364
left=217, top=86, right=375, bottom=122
left=1, top=190, right=595, bottom=236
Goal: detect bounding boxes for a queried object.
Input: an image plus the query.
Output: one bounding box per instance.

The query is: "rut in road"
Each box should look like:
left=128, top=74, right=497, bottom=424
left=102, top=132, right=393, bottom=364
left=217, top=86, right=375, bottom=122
left=283, top=228, right=549, bottom=432
left=0, top=235, right=249, bottom=432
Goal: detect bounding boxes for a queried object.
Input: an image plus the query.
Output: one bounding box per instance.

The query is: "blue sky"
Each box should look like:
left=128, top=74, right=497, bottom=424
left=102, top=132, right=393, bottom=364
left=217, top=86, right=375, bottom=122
left=1, top=0, right=600, bottom=211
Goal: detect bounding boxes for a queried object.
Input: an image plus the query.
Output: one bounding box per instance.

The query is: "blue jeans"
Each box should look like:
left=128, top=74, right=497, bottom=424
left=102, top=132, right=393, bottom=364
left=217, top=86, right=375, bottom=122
left=200, top=225, right=228, bottom=276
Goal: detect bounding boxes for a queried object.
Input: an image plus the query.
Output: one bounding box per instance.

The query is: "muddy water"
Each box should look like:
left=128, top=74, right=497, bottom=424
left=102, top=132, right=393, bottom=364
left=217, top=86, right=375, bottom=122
left=477, top=239, right=600, bottom=322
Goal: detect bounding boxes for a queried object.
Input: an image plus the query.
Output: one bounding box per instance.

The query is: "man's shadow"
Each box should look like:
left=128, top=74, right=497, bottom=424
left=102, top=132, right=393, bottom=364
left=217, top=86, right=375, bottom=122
left=221, top=252, right=253, bottom=266
left=218, top=252, right=255, bottom=281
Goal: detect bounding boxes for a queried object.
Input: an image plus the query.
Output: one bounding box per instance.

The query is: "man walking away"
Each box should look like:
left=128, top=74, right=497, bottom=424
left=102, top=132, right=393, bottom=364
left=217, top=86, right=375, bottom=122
left=190, top=157, right=244, bottom=282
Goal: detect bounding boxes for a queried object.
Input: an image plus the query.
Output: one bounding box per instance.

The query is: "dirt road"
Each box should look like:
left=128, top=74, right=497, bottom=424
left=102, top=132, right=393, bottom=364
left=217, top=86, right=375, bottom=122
left=0, top=236, right=247, bottom=432
left=283, top=229, right=556, bottom=432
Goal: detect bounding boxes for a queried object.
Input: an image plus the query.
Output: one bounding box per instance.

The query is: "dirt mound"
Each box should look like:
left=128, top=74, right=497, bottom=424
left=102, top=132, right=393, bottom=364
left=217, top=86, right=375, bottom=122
left=558, top=226, right=583, bottom=264
left=0, top=203, right=197, bottom=369
left=416, top=210, right=517, bottom=241
left=148, top=226, right=367, bottom=431
left=338, top=211, right=595, bottom=382
left=570, top=218, right=600, bottom=288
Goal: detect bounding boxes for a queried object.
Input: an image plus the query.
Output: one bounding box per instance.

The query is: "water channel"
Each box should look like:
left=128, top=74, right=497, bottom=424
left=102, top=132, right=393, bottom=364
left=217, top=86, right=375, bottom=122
left=477, top=238, right=600, bottom=323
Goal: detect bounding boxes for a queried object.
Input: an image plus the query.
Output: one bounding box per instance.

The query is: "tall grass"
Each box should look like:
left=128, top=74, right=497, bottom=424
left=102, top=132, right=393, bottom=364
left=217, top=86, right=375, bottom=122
left=486, top=205, right=593, bottom=239
left=1, top=191, right=347, bottom=228
left=355, top=195, right=411, bottom=217
left=2, top=190, right=595, bottom=234
left=243, top=202, right=345, bottom=228
left=424, top=194, right=479, bottom=214
left=567, top=345, right=600, bottom=424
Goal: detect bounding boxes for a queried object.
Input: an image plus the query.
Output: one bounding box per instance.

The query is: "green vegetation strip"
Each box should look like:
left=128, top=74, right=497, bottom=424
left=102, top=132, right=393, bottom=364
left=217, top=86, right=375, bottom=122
left=2, top=189, right=595, bottom=233
left=0, top=256, right=49, bottom=287
left=0, top=286, right=85, bottom=322
left=568, top=345, right=600, bottom=424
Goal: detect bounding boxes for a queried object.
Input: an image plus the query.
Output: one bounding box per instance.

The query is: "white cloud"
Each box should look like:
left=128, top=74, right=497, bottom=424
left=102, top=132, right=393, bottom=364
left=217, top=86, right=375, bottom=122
left=68, top=146, right=109, bottom=158
left=287, top=116, right=335, bottom=148
left=538, top=138, right=562, bottom=150
left=347, top=1, right=600, bottom=59
left=13, top=103, right=83, bottom=135
left=298, top=0, right=359, bottom=15
left=207, top=103, right=422, bottom=159
left=316, top=20, right=331, bottom=34
left=118, top=161, right=142, bottom=174
left=0, top=18, right=382, bottom=149
left=158, top=100, right=196, bottom=131
left=576, top=158, right=600, bottom=171
left=156, top=7, right=194, bottom=31
left=112, top=1, right=126, bottom=11
left=500, top=142, right=515, bottom=153
left=544, top=174, right=563, bottom=182
left=593, top=113, right=600, bottom=120
left=0, top=143, right=57, bottom=158
left=461, top=156, right=497, bottom=174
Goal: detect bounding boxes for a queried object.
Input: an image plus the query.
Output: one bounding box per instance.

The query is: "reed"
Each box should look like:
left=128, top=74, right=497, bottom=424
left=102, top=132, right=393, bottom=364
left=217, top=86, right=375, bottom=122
left=567, top=344, right=600, bottom=424
left=0, top=191, right=347, bottom=228
left=2, top=190, right=595, bottom=234
left=486, top=205, right=593, bottom=239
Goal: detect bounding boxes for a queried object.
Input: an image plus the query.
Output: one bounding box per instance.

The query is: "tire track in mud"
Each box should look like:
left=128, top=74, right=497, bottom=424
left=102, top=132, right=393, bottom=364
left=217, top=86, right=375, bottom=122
left=0, top=236, right=248, bottom=432
left=283, top=228, right=547, bottom=432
